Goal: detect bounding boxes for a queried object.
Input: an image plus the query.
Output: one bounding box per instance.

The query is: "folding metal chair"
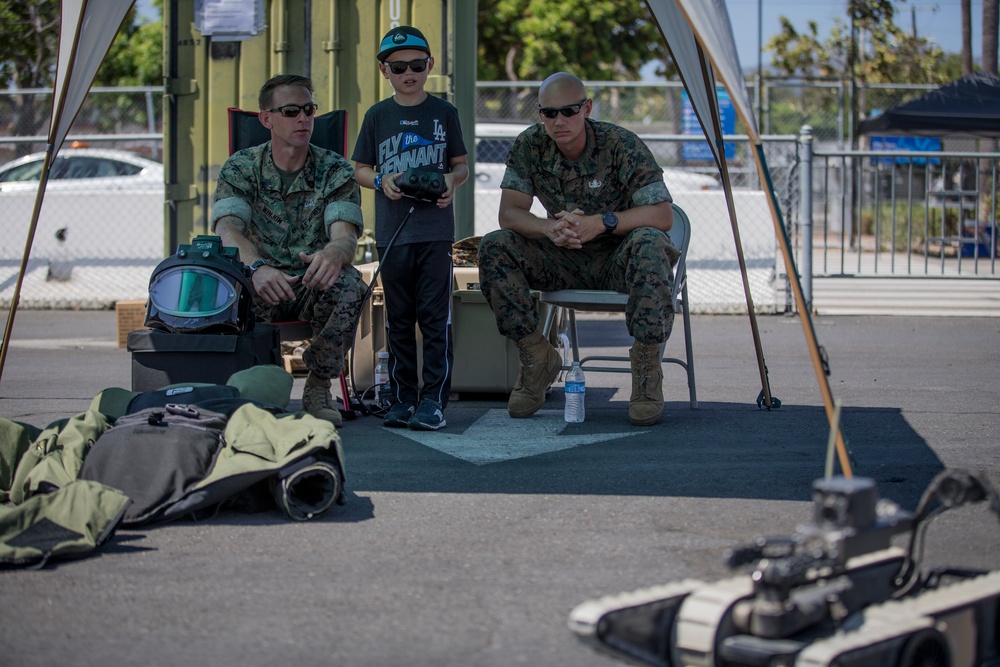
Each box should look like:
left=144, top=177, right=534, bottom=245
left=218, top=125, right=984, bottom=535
left=540, top=202, right=696, bottom=408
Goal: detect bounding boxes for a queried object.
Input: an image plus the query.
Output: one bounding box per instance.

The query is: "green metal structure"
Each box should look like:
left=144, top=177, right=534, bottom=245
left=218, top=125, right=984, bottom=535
left=162, top=0, right=477, bottom=257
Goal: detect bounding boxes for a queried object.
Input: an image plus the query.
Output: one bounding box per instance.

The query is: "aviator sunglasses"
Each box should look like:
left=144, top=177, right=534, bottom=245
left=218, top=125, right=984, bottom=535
left=537, top=98, right=589, bottom=119
left=384, top=57, right=430, bottom=75
left=266, top=103, right=319, bottom=118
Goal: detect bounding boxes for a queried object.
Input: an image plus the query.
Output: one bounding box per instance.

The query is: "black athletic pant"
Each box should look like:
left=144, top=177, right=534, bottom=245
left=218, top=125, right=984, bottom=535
left=377, top=240, right=454, bottom=408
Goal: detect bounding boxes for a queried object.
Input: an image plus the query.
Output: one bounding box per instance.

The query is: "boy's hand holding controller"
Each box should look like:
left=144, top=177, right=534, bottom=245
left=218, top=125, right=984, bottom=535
left=395, top=167, right=447, bottom=203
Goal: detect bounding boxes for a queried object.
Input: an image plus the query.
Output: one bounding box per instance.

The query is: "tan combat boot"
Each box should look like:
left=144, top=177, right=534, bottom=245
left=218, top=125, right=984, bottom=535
left=508, top=328, right=562, bottom=418
left=629, top=342, right=664, bottom=426
left=302, top=373, right=343, bottom=427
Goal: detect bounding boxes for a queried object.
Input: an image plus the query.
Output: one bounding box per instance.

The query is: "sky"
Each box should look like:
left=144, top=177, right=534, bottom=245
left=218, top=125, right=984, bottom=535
left=724, top=0, right=985, bottom=71
left=139, top=0, right=988, bottom=73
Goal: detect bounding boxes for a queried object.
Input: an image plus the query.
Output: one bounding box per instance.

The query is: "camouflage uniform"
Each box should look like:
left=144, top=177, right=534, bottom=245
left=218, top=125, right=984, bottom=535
left=478, top=120, right=680, bottom=344
left=212, top=141, right=366, bottom=379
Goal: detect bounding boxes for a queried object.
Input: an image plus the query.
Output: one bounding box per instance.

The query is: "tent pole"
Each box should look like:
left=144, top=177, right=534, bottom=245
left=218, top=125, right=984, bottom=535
left=1, top=0, right=135, bottom=384
left=716, top=155, right=776, bottom=408
left=0, top=157, right=56, bottom=383
left=643, top=0, right=849, bottom=473
left=0, top=0, right=80, bottom=384
left=755, top=144, right=853, bottom=477
left=672, top=38, right=777, bottom=408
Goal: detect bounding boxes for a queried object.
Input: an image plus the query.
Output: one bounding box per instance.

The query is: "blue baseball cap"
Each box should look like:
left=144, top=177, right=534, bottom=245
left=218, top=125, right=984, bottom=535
left=377, top=26, right=431, bottom=62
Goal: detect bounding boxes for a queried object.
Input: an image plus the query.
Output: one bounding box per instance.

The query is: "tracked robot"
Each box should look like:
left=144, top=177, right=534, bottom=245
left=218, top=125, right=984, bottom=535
left=569, top=470, right=1000, bottom=667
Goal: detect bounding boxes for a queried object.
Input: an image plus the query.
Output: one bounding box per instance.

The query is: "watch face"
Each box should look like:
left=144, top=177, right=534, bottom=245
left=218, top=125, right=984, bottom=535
left=603, top=212, right=618, bottom=230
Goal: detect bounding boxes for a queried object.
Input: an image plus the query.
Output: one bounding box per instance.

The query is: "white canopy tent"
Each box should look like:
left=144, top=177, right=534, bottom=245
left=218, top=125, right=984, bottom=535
left=1, top=0, right=850, bottom=475
left=0, top=0, right=136, bottom=380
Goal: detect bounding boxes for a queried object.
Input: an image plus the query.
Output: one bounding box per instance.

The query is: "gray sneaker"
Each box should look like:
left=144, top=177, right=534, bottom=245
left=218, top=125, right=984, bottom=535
left=409, top=399, right=446, bottom=431
left=383, top=402, right=416, bottom=428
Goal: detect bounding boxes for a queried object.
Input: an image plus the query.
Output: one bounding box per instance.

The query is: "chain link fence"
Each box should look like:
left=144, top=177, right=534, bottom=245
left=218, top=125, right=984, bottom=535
left=1, top=80, right=986, bottom=311
left=0, top=86, right=163, bottom=163
left=1, top=87, right=163, bottom=308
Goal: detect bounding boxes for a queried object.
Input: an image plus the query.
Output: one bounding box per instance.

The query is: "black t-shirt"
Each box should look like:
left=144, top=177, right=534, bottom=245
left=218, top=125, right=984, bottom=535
left=353, top=94, right=467, bottom=247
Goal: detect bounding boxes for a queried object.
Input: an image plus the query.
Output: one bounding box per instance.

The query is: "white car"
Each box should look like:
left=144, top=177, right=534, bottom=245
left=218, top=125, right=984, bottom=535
left=0, top=147, right=163, bottom=192
left=1, top=148, right=165, bottom=260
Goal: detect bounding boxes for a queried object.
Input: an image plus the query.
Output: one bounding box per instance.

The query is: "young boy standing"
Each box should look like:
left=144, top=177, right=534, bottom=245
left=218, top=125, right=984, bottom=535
left=352, top=26, right=469, bottom=431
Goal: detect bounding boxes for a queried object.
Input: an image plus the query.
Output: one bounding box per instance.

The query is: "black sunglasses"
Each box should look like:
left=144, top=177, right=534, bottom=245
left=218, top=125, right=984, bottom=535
left=537, top=99, right=589, bottom=119
left=385, top=58, right=430, bottom=75
left=266, top=103, right=318, bottom=118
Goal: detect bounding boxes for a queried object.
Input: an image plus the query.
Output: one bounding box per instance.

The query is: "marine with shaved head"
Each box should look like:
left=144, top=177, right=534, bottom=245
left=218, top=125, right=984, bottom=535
left=478, top=72, right=680, bottom=426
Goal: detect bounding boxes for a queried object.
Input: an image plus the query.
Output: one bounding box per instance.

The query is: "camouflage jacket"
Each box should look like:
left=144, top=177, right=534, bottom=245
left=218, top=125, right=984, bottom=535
left=500, top=119, right=672, bottom=218
left=212, top=142, right=363, bottom=276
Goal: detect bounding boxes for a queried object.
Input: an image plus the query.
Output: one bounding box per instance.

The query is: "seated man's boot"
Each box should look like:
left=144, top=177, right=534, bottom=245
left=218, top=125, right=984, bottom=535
left=629, top=342, right=664, bottom=426
left=508, top=328, right=562, bottom=418
left=302, top=373, right=343, bottom=427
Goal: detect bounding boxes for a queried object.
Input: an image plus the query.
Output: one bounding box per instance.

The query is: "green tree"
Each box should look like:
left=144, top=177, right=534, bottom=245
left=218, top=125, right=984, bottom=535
left=767, top=0, right=953, bottom=85
left=477, top=0, right=676, bottom=124
left=767, top=18, right=840, bottom=79
left=90, top=2, right=163, bottom=134
left=764, top=0, right=958, bottom=138
left=94, top=1, right=163, bottom=87
left=0, top=1, right=162, bottom=90
left=477, top=0, right=670, bottom=82
left=0, top=0, right=60, bottom=143
left=0, top=0, right=58, bottom=88
left=0, top=0, right=161, bottom=154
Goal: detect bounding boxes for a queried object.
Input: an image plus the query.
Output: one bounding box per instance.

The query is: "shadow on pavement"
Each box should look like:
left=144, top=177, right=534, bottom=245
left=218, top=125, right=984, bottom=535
left=341, top=401, right=943, bottom=510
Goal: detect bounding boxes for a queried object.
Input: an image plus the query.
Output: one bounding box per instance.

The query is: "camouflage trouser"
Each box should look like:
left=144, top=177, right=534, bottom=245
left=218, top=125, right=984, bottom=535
left=255, top=265, right=367, bottom=379
left=478, top=228, right=679, bottom=344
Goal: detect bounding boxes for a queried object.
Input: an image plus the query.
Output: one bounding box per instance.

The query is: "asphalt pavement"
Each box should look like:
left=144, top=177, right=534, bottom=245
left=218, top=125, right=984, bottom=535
left=2, top=309, right=999, bottom=667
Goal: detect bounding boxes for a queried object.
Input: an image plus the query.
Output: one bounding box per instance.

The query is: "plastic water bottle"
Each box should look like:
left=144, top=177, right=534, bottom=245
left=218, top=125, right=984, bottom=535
left=564, top=361, right=586, bottom=423
left=374, top=351, right=390, bottom=408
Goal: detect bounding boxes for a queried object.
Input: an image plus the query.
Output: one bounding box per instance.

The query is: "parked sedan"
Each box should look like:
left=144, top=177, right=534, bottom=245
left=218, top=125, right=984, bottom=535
left=0, top=147, right=163, bottom=192
left=1, top=148, right=164, bottom=261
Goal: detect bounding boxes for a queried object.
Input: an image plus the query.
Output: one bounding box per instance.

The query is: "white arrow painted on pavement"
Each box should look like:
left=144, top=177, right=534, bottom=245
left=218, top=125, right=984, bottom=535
left=385, top=408, right=639, bottom=465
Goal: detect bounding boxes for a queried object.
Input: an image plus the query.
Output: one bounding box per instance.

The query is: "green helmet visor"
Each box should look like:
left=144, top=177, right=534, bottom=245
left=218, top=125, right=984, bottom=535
left=149, top=267, right=238, bottom=318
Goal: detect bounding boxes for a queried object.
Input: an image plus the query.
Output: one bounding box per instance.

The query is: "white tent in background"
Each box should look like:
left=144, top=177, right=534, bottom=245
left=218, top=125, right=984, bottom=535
left=0, top=0, right=136, bottom=381
left=644, top=0, right=850, bottom=474
left=1, top=0, right=849, bottom=474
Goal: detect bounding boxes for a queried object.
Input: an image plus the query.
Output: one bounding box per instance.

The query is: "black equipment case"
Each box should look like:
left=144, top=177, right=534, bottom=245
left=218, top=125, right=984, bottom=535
left=127, top=324, right=282, bottom=392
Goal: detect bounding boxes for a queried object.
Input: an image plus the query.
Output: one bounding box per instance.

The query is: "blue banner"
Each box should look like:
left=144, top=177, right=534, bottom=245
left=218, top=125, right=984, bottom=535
left=681, top=89, right=735, bottom=162
left=869, top=135, right=941, bottom=165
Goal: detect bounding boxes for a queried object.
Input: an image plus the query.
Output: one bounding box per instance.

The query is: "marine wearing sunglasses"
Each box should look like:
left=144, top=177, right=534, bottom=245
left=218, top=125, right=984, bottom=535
left=383, top=58, right=431, bottom=75
left=537, top=98, right=589, bottom=119
left=266, top=103, right=319, bottom=118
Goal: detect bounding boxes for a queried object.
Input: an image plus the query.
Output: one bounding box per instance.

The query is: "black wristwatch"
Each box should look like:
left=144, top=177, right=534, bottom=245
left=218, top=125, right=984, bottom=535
left=248, top=259, right=267, bottom=276
left=602, top=212, right=619, bottom=235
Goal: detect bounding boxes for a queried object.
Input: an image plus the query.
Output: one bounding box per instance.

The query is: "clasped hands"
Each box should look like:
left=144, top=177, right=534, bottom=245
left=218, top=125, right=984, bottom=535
left=547, top=209, right=602, bottom=249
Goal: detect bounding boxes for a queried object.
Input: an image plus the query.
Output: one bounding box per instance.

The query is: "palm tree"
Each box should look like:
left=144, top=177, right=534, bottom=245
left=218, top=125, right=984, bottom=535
left=984, top=0, right=998, bottom=74
left=961, top=0, right=973, bottom=74
left=979, top=0, right=998, bottom=225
